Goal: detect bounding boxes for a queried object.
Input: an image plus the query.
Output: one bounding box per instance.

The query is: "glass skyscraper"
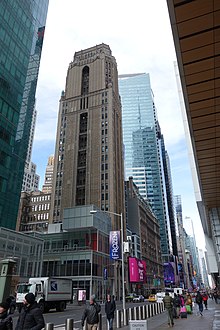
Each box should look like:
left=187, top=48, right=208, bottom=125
left=0, top=0, right=49, bottom=229
left=119, top=73, right=172, bottom=258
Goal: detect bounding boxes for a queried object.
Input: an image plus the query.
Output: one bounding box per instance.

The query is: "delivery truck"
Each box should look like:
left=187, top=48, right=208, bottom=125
left=16, top=277, right=73, bottom=313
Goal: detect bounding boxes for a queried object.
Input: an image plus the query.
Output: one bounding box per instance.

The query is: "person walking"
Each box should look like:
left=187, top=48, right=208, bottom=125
left=105, top=294, right=116, bottom=330
left=0, top=302, right=13, bottom=330
left=163, top=292, right=174, bottom=327
left=195, top=291, right=203, bottom=316
left=186, top=293, right=193, bottom=313
left=81, top=295, right=101, bottom=330
left=173, top=293, right=181, bottom=318
left=15, top=293, right=45, bottom=330
left=202, top=292, right=208, bottom=310
left=213, top=291, right=218, bottom=304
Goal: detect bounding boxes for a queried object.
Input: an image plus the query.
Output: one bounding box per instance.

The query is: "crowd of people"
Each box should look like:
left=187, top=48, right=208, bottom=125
left=0, top=289, right=216, bottom=329
left=162, top=290, right=210, bottom=327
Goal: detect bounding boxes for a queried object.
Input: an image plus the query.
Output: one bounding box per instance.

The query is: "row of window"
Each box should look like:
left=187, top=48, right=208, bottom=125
left=31, top=204, right=50, bottom=211
left=31, top=195, right=50, bottom=202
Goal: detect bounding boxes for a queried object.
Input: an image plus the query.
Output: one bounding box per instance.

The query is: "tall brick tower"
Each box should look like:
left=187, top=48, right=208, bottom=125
left=51, top=44, right=124, bottom=230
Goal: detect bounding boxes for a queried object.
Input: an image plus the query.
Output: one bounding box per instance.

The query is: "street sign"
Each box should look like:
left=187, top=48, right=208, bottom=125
left=129, top=320, right=148, bottom=330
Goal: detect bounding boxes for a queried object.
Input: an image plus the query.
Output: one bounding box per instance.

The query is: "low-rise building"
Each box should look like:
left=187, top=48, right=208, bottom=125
left=0, top=227, right=44, bottom=285
left=16, top=191, right=51, bottom=232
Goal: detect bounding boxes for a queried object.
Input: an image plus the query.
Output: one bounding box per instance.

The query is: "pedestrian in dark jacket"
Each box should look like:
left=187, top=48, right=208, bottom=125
left=105, top=294, right=116, bottom=330
left=0, top=302, right=13, bottom=330
left=15, top=293, right=45, bottom=330
left=81, top=295, right=101, bottom=330
left=173, top=293, right=181, bottom=318
left=163, top=292, right=174, bottom=327
left=196, top=291, right=203, bottom=316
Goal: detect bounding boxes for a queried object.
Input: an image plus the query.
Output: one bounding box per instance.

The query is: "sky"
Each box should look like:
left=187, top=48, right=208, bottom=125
left=33, top=0, right=205, bottom=249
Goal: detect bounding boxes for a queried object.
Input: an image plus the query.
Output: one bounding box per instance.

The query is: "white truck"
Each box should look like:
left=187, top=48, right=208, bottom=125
left=16, top=277, right=73, bottom=313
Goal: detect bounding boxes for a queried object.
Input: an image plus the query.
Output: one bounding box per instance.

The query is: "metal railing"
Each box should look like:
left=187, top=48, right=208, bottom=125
left=44, top=302, right=165, bottom=329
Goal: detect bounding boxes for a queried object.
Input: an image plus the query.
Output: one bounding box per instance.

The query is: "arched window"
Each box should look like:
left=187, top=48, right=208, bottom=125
left=81, top=66, right=89, bottom=95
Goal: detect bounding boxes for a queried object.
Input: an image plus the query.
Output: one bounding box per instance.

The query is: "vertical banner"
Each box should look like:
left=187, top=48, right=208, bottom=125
left=109, top=231, right=121, bottom=260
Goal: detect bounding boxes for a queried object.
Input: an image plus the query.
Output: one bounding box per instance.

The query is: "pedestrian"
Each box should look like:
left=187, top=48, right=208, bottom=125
left=195, top=291, right=203, bottom=316
left=173, top=293, right=181, bottom=318
left=186, top=293, right=193, bottom=312
left=178, top=293, right=185, bottom=307
left=105, top=294, right=116, bottom=330
left=0, top=302, right=13, bottom=330
left=213, top=291, right=218, bottom=304
left=163, top=292, right=174, bottom=327
left=202, top=292, right=208, bottom=310
left=15, top=293, right=45, bottom=330
left=81, top=294, right=101, bottom=330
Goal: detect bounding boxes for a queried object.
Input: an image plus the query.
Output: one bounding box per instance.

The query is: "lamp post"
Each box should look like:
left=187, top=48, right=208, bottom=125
left=90, top=209, right=126, bottom=312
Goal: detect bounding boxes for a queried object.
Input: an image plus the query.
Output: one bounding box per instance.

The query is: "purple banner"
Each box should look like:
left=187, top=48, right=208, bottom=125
left=109, top=231, right=121, bottom=260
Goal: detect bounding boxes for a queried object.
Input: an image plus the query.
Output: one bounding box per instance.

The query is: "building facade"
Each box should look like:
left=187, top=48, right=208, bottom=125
left=167, top=0, right=220, bottom=285
left=41, top=205, right=113, bottom=301
left=22, top=162, right=40, bottom=192
left=51, top=44, right=124, bottom=231
left=125, top=177, right=164, bottom=294
left=42, top=155, right=54, bottom=193
left=0, top=0, right=49, bottom=229
left=119, top=73, right=172, bottom=259
left=16, top=191, right=51, bottom=232
left=0, top=227, right=43, bottom=283
left=160, top=132, right=178, bottom=256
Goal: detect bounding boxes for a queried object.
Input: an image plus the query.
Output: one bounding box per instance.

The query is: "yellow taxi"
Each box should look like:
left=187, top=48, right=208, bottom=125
left=148, top=294, right=157, bottom=302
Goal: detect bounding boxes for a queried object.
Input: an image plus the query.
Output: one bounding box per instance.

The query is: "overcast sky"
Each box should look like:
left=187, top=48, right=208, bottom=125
left=33, top=0, right=205, bottom=248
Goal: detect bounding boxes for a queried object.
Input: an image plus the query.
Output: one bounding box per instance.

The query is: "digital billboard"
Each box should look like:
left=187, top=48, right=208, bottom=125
left=128, top=257, right=146, bottom=283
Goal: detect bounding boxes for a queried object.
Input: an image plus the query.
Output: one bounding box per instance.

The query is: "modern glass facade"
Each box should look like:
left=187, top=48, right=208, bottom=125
left=0, top=0, right=49, bottom=229
left=119, top=73, right=172, bottom=257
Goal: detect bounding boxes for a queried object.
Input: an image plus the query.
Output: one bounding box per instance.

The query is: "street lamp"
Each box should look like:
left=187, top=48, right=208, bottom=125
left=90, top=209, right=126, bottom=312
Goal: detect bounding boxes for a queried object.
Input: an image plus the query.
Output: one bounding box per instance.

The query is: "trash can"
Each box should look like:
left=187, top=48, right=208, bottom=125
left=129, top=319, right=147, bottom=330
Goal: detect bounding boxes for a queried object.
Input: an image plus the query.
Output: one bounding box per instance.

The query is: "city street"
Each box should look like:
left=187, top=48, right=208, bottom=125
left=11, top=299, right=219, bottom=329
left=11, top=301, right=141, bottom=329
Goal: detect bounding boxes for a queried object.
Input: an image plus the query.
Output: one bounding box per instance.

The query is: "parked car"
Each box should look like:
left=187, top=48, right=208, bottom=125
left=125, top=293, right=136, bottom=302
left=133, top=295, right=145, bottom=303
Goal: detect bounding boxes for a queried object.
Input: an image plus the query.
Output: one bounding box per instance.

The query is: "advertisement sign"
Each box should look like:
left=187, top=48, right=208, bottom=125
left=78, top=290, right=86, bottom=302
left=103, top=268, right=108, bottom=280
left=163, top=262, right=175, bottom=284
left=109, top=231, right=121, bottom=260
left=129, top=257, right=146, bottom=283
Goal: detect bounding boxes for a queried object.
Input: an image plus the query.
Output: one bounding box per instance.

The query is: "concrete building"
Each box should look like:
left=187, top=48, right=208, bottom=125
left=174, top=195, right=189, bottom=288
left=160, top=133, right=178, bottom=257
left=22, top=162, right=40, bottom=192
left=119, top=73, right=172, bottom=259
left=0, top=227, right=43, bottom=284
left=125, top=177, right=164, bottom=293
left=16, top=191, right=51, bottom=233
left=51, top=44, right=124, bottom=233
left=40, top=205, right=113, bottom=301
left=0, top=0, right=49, bottom=229
left=42, top=155, right=54, bottom=193
left=167, top=0, right=220, bottom=285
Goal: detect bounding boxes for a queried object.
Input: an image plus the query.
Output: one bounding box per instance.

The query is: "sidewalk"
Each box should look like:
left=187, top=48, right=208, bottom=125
left=129, top=299, right=220, bottom=330
left=51, top=299, right=220, bottom=329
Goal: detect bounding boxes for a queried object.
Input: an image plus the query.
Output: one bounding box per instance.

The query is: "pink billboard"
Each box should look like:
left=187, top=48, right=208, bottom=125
left=129, top=257, right=146, bottom=283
